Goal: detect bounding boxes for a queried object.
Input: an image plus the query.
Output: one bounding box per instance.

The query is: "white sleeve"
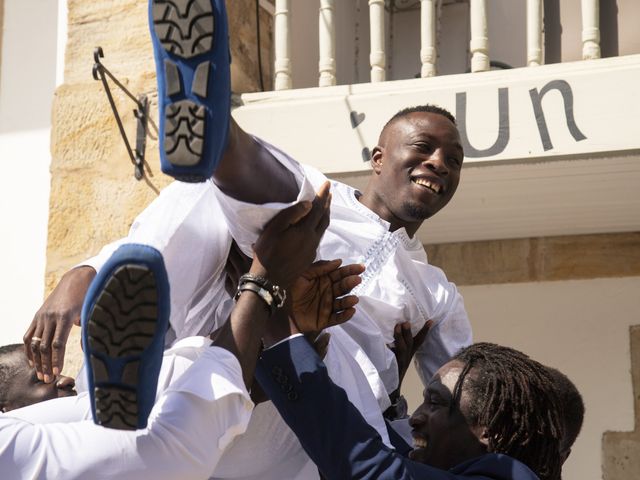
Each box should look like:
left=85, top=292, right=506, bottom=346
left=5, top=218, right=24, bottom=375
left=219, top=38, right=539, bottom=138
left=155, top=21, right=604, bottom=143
left=78, top=181, right=233, bottom=339
left=0, top=347, right=253, bottom=480
left=79, top=238, right=129, bottom=273
left=413, top=287, right=472, bottom=386
left=212, top=137, right=322, bottom=257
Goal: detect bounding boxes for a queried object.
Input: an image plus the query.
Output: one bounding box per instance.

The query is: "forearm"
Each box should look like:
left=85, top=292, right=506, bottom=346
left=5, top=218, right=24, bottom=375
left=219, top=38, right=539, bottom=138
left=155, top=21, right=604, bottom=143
left=214, top=119, right=299, bottom=204
left=210, top=295, right=266, bottom=389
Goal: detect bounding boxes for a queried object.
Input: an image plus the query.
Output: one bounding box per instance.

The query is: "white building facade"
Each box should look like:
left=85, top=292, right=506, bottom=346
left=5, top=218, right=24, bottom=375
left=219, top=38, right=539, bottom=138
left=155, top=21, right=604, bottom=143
left=1, top=1, right=639, bottom=478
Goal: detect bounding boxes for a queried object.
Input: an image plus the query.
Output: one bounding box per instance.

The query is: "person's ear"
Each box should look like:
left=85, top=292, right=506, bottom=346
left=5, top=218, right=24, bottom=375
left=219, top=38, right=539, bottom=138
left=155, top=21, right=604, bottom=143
left=371, top=146, right=383, bottom=173
left=478, top=427, right=491, bottom=448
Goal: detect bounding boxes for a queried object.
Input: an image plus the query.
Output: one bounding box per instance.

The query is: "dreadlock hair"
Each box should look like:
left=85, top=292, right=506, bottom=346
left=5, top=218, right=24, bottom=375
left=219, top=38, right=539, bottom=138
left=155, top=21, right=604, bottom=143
left=382, top=104, right=456, bottom=134
left=547, top=367, right=585, bottom=455
left=451, top=343, right=564, bottom=480
left=0, top=344, right=27, bottom=404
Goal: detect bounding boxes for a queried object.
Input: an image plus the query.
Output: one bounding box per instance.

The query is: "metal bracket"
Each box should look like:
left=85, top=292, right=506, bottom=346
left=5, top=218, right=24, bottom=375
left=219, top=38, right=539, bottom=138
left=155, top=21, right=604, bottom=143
left=92, top=47, right=149, bottom=181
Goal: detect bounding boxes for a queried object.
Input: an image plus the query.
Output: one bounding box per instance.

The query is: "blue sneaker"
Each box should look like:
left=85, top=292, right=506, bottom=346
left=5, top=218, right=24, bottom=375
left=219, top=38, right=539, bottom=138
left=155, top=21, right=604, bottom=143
left=81, top=244, right=170, bottom=430
left=150, top=0, right=231, bottom=182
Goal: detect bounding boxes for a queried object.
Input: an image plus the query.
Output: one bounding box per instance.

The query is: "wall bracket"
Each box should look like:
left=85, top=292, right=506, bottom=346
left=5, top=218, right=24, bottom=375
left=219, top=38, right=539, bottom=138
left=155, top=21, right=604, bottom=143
left=92, top=46, right=149, bottom=181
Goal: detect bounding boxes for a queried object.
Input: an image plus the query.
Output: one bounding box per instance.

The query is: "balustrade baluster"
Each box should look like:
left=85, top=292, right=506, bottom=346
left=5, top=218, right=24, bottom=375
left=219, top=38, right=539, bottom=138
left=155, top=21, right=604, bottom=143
left=274, top=0, right=292, bottom=90
left=526, top=0, right=543, bottom=66
left=319, top=0, right=336, bottom=87
left=469, top=0, right=489, bottom=72
left=581, top=0, right=601, bottom=59
left=369, top=0, right=386, bottom=82
left=420, top=0, right=436, bottom=77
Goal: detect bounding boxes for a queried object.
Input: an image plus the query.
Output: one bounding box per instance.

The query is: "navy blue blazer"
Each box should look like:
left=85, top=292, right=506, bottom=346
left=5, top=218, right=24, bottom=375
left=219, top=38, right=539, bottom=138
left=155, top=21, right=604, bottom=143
left=256, top=336, right=539, bottom=480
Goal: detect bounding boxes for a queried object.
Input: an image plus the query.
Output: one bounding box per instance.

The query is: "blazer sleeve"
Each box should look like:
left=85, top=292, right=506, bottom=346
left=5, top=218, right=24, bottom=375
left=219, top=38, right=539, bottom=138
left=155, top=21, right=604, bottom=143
left=256, top=336, right=464, bottom=480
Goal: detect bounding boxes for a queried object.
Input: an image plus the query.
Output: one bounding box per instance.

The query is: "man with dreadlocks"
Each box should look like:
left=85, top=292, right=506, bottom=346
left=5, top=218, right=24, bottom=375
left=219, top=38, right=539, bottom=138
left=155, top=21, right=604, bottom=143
left=256, top=335, right=568, bottom=480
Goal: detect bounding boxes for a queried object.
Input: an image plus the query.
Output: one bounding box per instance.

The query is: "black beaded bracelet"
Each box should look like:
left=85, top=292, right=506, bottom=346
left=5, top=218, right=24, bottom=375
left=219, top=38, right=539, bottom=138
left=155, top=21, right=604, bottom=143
left=234, top=273, right=287, bottom=315
left=234, top=282, right=275, bottom=314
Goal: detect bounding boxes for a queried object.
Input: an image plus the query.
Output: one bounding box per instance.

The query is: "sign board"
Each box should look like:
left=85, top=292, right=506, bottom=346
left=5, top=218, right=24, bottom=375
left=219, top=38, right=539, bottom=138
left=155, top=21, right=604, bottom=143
left=234, top=55, right=640, bottom=174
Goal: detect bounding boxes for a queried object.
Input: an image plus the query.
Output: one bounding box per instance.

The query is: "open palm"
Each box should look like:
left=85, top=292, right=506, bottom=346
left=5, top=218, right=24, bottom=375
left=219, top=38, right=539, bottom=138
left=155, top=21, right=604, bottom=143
left=290, top=260, right=364, bottom=334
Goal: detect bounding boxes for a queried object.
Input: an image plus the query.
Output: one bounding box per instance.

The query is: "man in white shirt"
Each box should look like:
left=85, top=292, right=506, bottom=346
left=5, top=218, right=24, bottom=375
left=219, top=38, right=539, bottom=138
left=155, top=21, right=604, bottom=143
left=22, top=110, right=470, bottom=480
left=25, top=107, right=471, bottom=402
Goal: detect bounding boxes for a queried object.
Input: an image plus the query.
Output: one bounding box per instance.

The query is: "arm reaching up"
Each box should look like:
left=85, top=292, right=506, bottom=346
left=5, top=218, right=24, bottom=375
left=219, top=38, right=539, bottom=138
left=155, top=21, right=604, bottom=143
left=23, top=266, right=96, bottom=383
left=212, top=182, right=332, bottom=389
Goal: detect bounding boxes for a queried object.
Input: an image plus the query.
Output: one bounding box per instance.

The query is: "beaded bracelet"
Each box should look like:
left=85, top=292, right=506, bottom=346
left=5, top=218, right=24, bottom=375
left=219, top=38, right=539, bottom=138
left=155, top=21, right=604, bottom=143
left=233, top=273, right=287, bottom=315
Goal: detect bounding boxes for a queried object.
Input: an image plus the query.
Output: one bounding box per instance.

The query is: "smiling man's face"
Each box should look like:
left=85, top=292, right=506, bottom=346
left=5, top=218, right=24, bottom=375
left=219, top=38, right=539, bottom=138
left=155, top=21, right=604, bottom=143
left=408, top=360, right=487, bottom=470
left=366, top=111, right=464, bottom=236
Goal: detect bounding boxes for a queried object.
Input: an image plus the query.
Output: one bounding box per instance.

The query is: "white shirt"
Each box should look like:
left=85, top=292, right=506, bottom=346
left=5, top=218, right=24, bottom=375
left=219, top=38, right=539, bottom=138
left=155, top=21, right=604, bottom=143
left=81, top=137, right=472, bottom=478
left=213, top=137, right=472, bottom=390
left=1, top=338, right=253, bottom=480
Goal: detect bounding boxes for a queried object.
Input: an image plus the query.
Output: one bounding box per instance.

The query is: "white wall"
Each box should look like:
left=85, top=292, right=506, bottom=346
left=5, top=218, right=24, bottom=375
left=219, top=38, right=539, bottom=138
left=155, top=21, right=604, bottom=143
left=403, top=276, right=640, bottom=480
left=0, top=0, right=66, bottom=346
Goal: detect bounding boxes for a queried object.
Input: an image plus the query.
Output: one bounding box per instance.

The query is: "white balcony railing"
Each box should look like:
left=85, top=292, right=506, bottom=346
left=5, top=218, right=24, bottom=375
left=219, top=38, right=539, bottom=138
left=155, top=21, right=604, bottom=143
left=269, top=0, right=603, bottom=89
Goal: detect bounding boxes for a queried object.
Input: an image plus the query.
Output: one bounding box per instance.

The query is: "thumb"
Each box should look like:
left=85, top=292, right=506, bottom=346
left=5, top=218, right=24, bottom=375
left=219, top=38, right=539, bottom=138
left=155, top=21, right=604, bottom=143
left=411, top=320, right=433, bottom=356
left=264, top=201, right=312, bottom=233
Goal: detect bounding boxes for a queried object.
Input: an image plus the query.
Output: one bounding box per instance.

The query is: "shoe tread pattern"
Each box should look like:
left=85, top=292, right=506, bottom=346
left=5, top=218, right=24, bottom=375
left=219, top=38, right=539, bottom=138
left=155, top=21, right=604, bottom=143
left=152, top=0, right=214, bottom=59
left=95, top=387, right=139, bottom=430
left=164, top=100, right=205, bottom=166
left=87, top=264, right=158, bottom=430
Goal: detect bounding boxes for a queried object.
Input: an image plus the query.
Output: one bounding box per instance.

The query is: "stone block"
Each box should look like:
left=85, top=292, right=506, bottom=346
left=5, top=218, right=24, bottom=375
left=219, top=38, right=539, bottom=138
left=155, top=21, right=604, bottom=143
left=426, top=233, right=640, bottom=286
left=602, top=325, right=640, bottom=479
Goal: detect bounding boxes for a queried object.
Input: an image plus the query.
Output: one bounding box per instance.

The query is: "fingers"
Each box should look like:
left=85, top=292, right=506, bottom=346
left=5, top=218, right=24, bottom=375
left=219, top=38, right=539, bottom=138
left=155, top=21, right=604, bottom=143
left=56, top=375, right=75, bottom=389
left=304, top=182, right=331, bottom=229
left=400, top=322, right=413, bottom=347
left=304, top=259, right=342, bottom=278
left=265, top=201, right=313, bottom=233
left=262, top=182, right=330, bottom=236
left=40, top=321, right=55, bottom=383
left=30, top=324, right=44, bottom=381
left=23, top=322, right=37, bottom=367
left=332, top=273, right=363, bottom=298
left=329, top=263, right=365, bottom=281
left=333, top=294, right=359, bottom=313
left=330, top=307, right=357, bottom=326
left=51, top=326, right=70, bottom=377
left=315, top=203, right=331, bottom=235
left=410, top=320, right=433, bottom=356
left=392, top=323, right=411, bottom=357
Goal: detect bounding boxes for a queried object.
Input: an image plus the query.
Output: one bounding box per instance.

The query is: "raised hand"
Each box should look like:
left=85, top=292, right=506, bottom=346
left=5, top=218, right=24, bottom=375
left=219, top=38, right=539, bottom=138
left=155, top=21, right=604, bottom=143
left=390, top=320, right=432, bottom=390
left=250, top=181, right=331, bottom=289
left=290, top=259, right=364, bottom=334
left=23, top=266, right=96, bottom=383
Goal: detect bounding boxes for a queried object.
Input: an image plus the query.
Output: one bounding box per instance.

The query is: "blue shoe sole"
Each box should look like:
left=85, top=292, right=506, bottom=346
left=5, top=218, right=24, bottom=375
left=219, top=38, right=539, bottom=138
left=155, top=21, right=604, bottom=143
left=81, top=244, right=170, bottom=430
left=150, top=0, right=231, bottom=182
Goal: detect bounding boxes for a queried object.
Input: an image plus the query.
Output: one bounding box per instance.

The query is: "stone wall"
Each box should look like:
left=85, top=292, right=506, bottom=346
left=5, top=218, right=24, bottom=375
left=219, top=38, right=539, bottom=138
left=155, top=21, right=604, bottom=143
left=48, top=0, right=272, bottom=376
left=603, top=325, right=640, bottom=479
